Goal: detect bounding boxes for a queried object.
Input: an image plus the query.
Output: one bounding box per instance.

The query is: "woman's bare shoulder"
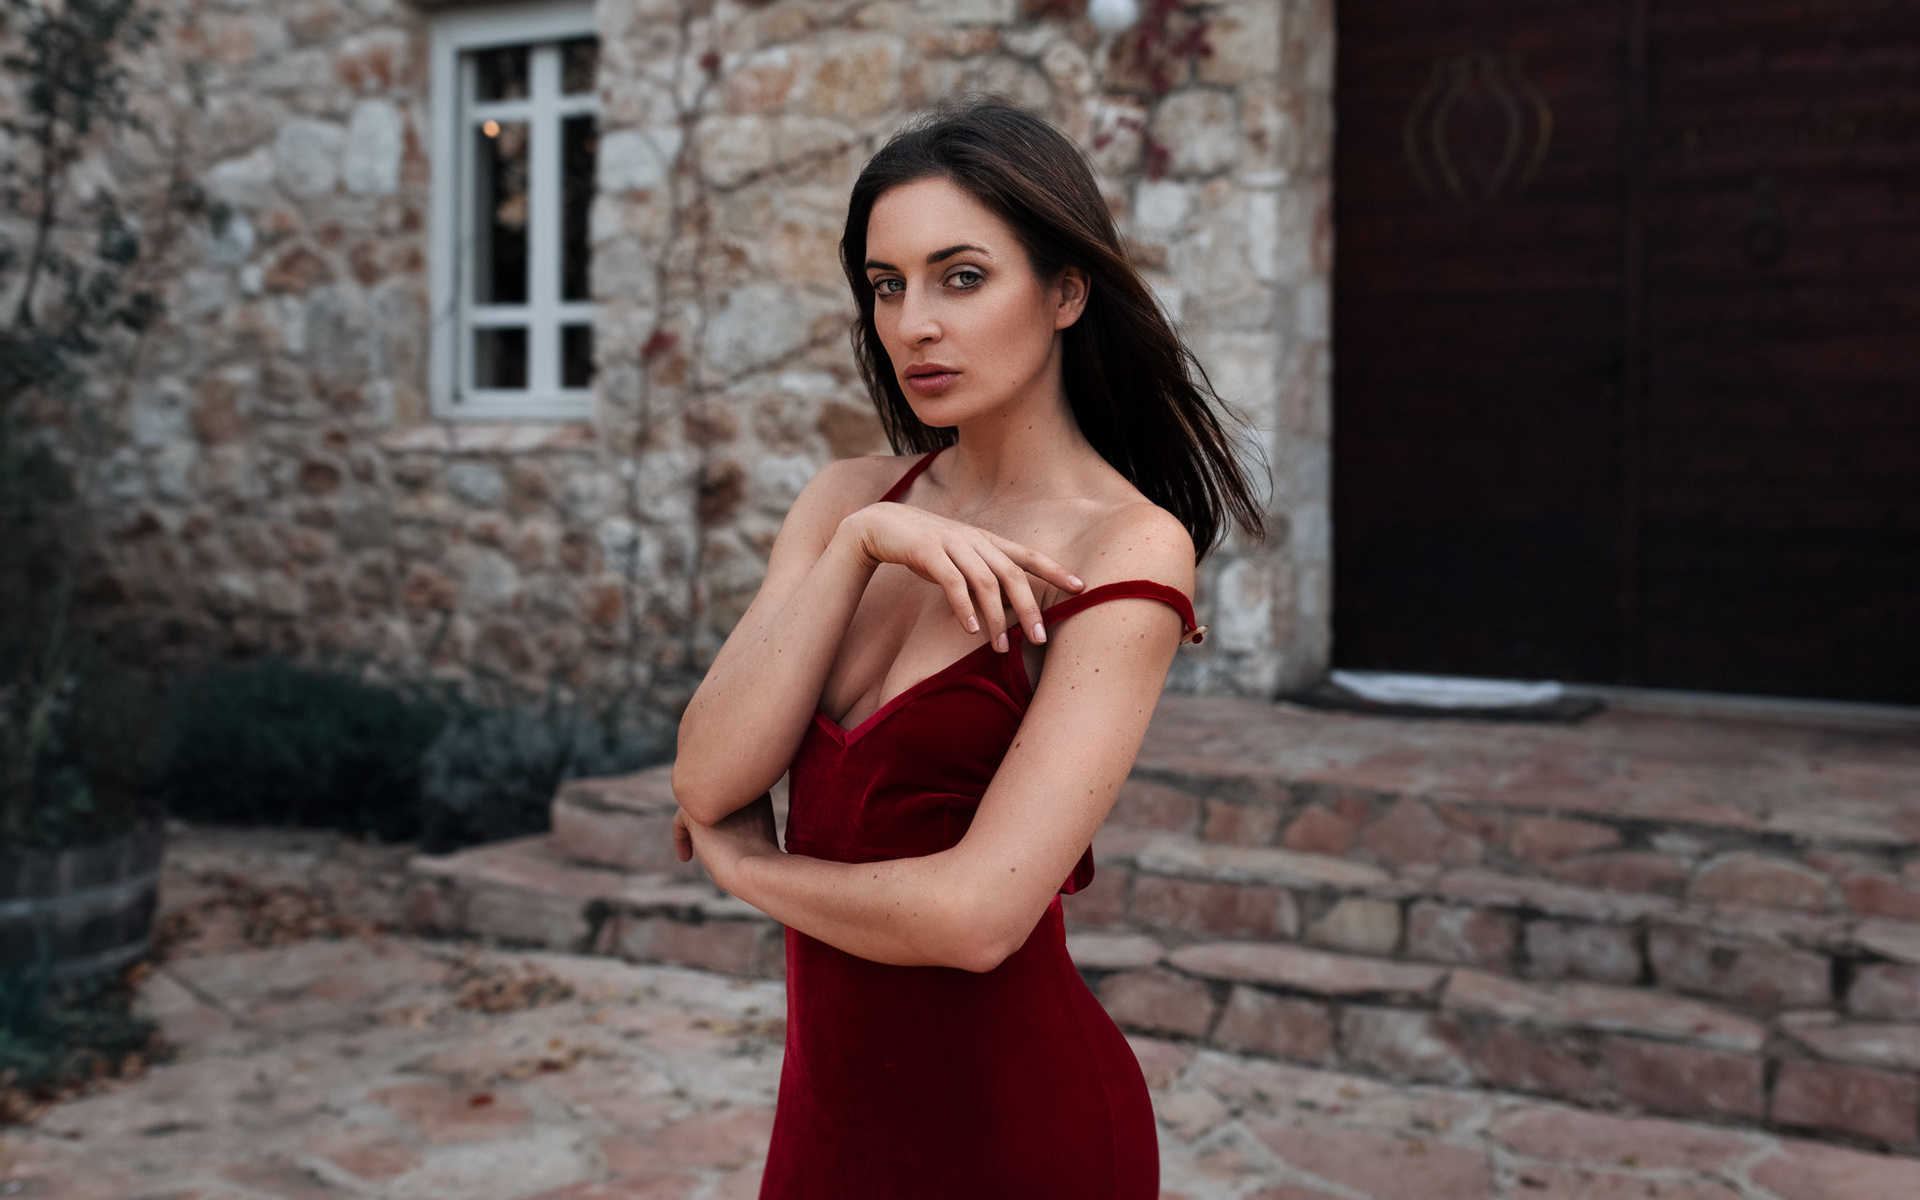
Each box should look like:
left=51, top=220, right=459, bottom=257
left=754, top=452, right=924, bottom=597
left=1065, top=497, right=1197, bottom=594
left=783, top=453, right=920, bottom=529
left=810, top=452, right=919, bottom=499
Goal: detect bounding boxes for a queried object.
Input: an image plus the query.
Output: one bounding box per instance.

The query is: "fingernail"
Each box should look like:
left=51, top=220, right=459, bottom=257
left=995, top=632, right=1009, bottom=653
left=1032, top=623, right=1046, bottom=643
left=966, top=616, right=979, bottom=633
left=1067, top=575, right=1085, bottom=589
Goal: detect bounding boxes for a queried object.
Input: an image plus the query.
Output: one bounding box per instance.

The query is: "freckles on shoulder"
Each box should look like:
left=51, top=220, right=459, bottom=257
left=1077, top=502, right=1197, bottom=590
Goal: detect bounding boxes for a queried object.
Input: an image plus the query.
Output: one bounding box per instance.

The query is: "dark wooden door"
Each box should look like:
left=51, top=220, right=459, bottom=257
left=1637, top=1, right=1920, bottom=700
left=1333, top=0, right=1920, bottom=704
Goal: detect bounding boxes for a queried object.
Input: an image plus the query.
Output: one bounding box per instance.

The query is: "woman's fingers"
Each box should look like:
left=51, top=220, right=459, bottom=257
left=877, top=510, right=1082, bottom=646
left=952, top=545, right=1011, bottom=651
left=944, top=538, right=1082, bottom=651
left=994, top=536, right=1084, bottom=596
left=672, top=809, right=694, bottom=863
left=985, top=546, right=1047, bottom=644
left=928, top=557, right=981, bottom=636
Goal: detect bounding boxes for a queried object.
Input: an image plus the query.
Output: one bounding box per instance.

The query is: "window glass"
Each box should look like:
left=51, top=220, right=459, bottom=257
left=561, top=115, right=596, bottom=302
left=561, top=37, right=598, bottom=95
left=436, top=19, right=600, bottom=415
left=475, top=46, right=529, bottom=101
left=562, top=324, right=595, bottom=389
left=474, top=328, right=529, bottom=389
left=474, top=121, right=529, bottom=305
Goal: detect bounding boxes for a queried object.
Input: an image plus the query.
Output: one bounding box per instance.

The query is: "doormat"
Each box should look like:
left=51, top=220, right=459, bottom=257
left=1289, top=670, right=1605, bottom=722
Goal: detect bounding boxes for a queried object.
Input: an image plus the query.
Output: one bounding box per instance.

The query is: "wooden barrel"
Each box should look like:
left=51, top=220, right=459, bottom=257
left=0, top=825, right=164, bottom=980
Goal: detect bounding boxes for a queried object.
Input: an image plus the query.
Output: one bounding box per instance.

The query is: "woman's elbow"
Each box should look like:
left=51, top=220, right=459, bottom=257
left=669, top=761, right=729, bottom=826
left=939, top=895, right=1035, bottom=974
left=926, top=933, right=1010, bottom=973
left=943, top=933, right=1014, bottom=974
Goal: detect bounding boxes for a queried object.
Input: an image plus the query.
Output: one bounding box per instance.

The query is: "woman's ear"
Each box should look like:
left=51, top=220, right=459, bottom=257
left=1053, top=267, right=1090, bottom=331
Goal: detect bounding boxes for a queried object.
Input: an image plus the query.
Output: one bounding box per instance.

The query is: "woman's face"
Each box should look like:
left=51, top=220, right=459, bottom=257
left=863, top=177, right=1086, bottom=428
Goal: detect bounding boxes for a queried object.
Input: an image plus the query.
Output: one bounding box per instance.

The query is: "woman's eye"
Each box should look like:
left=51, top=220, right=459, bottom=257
left=872, top=278, right=903, bottom=297
left=949, top=269, right=983, bottom=288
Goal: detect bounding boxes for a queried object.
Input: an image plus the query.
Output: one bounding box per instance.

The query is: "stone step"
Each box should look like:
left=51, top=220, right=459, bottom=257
left=536, top=754, right=1920, bottom=1026
left=1124, top=697, right=1920, bottom=925
left=1071, top=931, right=1920, bottom=1153
left=1072, top=828, right=1920, bottom=1024
left=403, top=834, right=783, bottom=977
left=548, top=763, right=790, bottom=878
left=401, top=831, right=1920, bottom=1152
left=549, top=764, right=697, bottom=877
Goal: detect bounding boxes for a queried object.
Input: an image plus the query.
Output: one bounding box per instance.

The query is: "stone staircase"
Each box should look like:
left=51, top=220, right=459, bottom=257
left=405, top=768, right=787, bottom=978
left=403, top=695, right=1920, bottom=1153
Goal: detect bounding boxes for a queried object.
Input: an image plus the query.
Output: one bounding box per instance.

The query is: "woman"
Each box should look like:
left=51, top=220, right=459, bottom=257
left=671, top=101, right=1264, bottom=1197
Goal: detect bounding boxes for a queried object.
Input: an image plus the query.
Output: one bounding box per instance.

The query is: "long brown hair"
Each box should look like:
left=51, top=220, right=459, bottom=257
left=841, top=99, right=1265, bottom=558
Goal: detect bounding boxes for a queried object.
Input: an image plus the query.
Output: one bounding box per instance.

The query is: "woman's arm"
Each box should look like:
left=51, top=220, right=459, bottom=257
left=677, top=504, right=1195, bottom=971
left=672, top=458, right=885, bottom=823
left=673, top=456, right=1084, bottom=824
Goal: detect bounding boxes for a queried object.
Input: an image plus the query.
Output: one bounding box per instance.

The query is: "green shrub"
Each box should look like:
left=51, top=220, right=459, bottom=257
left=1, top=0, right=208, bottom=853
left=158, top=662, right=448, bottom=841
left=157, top=660, right=672, bottom=850
left=418, top=700, right=670, bottom=853
left=0, top=677, right=95, bottom=847
left=2, top=633, right=167, bottom=850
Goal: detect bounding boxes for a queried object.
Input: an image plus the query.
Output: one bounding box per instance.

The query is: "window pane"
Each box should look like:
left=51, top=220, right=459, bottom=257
left=561, top=37, right=598, bottom=95
left=474, top=328, right=529, bottom=389
left=562, top=324, right=595, bottom=388
left=474, top=46, right=529, bottom=101
left=562, top=115, right=596, bottom=302
left=473, top=120, right=529, bottom=305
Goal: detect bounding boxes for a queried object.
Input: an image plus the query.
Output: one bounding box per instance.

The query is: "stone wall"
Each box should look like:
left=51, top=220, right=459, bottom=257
left=25, top=0, right=1333, bottom=709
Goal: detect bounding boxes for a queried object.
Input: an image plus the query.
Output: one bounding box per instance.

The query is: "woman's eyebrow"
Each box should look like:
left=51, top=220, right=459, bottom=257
left=865, top=244, right=991, bottom=272
left=927, top=243, right=989, bottom=264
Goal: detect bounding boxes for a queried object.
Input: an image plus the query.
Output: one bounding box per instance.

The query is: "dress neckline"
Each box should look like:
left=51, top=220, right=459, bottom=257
left=813, top=452, right=1200, bottom=747
left=814, top=638, right=1004, bottom=745
left=813, top=581, right=1197, bottom=746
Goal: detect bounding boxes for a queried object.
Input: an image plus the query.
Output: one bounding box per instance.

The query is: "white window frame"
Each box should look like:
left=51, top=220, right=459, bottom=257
left=429, top=0, right=597, bottom=420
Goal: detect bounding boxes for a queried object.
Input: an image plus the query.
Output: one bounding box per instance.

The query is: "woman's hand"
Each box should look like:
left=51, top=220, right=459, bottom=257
left=673, top=792, right=781, bottom=890
left=839, top=503, right=1084, bottom=653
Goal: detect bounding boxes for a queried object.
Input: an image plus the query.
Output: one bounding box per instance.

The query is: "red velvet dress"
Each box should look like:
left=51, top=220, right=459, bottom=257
left=758, top=450, right=1196, bottom=1198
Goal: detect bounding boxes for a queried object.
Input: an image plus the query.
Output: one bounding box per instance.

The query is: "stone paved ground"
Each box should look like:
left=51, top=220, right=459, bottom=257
left=6, top=828, right=1920, bottom=1200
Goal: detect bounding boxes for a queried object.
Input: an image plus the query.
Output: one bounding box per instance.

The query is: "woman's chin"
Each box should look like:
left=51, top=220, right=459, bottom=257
left=904, top=395, right=972, bottom=428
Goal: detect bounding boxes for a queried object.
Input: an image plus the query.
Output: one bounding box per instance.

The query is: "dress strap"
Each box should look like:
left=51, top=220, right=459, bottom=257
left=1039, top=580, right=1206, bottom=645
left=879, top=447, right=946, bottom=503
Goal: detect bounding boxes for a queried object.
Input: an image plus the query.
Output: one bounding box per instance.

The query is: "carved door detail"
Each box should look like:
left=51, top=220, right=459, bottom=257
left=1403, top=51, right=1555, bottom=206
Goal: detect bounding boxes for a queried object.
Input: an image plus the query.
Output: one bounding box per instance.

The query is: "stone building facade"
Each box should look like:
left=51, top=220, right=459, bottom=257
left=37, top=0, right=1332, bottom=711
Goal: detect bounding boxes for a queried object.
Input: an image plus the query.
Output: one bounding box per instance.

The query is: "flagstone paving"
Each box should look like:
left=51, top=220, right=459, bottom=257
left=6, top=828, right=1920, bottom=1200
left=8, top=940, right=1920, bottom=1199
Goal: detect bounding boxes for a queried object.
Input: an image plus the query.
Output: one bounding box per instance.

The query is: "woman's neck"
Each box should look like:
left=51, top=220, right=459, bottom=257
left=934, top=376, right=1103, bottom=508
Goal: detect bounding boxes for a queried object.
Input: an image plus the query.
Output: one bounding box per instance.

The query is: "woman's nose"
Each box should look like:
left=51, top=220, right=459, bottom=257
left=897, top=285, right=940, bottom=343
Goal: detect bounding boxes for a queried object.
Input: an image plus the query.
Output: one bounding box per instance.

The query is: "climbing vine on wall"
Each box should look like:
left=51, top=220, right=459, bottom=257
left=1075, top=0, right=1215, bottom=179
left=1124, top=0, right=1213, bottom=96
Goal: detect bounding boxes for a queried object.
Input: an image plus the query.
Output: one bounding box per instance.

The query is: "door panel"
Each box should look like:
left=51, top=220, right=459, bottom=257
left=1334, top=0, right=1629, bottom=681
left=1640, top=0, right=1920, bottom=701
left=1334, top=0, right=1920, bottom=704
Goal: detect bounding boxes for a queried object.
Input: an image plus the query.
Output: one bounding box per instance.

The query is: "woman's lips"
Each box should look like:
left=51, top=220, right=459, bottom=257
left=904, top=367, right=959, bottom=395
